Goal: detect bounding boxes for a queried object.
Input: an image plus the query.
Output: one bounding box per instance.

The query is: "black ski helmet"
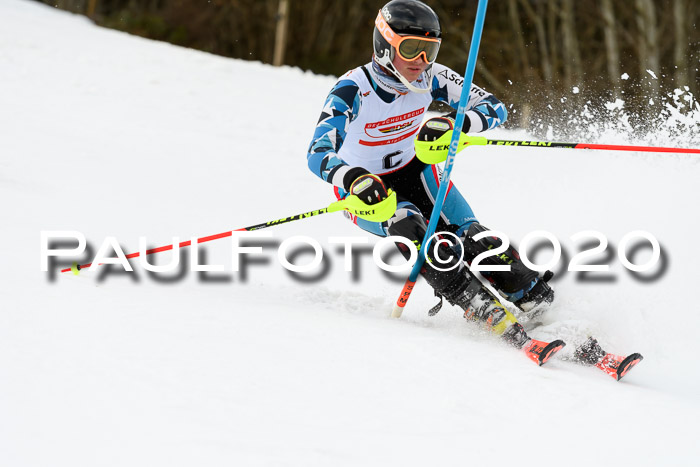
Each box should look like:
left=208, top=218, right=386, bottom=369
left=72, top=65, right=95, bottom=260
left=373, top=0, right=441, bottom=65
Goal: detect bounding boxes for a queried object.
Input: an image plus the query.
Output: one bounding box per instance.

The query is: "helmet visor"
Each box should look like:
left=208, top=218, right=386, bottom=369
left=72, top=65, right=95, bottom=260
left=397, top=37, right=440, bottom=62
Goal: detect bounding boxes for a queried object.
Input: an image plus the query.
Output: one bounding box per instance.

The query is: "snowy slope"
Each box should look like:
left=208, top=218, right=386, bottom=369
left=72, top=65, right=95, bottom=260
left=1, top=1, right=700, bottom=466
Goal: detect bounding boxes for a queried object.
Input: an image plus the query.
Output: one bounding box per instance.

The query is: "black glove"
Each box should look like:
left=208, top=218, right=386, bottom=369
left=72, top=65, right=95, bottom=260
left=416, top=111, right=471, bottom=142
left=343, top=168, right=388, bottom=205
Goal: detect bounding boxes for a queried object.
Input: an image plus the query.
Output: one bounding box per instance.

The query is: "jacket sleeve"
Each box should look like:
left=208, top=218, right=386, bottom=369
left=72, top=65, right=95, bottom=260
left=430, top=63, right=507, bottom=132
left=307, top=79, right=362, bottom=188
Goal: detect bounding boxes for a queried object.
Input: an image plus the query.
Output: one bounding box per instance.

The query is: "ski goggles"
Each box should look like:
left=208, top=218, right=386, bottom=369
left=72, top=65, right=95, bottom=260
left=375, top=11, right=441, bottom=63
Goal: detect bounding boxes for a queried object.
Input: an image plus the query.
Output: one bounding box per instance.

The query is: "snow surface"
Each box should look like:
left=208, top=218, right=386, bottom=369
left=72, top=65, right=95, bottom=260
left=1, top=1, right=700, bottom=466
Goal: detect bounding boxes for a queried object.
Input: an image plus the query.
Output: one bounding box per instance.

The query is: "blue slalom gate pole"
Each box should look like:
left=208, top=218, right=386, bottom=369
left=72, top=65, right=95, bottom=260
left=392, top=0, right=489, bottom=318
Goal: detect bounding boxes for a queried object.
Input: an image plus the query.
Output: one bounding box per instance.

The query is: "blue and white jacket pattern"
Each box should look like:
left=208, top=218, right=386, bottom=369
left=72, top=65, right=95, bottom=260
left=307, top=62, right=508, bottom=189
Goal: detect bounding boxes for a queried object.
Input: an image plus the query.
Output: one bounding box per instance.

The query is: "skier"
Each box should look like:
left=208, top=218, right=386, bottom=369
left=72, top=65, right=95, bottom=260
left=306, top=0, right=554, bottom=351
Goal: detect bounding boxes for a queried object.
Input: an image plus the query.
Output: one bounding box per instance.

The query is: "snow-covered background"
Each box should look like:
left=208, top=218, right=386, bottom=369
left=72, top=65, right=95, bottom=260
left=2, top=1, right=700, bottom=465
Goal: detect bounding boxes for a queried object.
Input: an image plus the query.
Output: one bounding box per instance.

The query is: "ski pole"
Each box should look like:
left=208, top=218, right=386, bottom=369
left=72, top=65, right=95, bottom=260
left=61, top=191, right=397, bottom=274
left=391, top=0, right=489, bottom=318
left=414, top=134, right=700, bottom=158
left=484, top=139, right=700, bottom=154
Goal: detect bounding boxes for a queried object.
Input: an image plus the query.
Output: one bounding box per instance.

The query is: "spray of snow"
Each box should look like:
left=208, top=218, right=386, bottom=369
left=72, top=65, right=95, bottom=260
left=605, top=99, right=625, bottom=111
left=537, top=87, right=700, bottom=146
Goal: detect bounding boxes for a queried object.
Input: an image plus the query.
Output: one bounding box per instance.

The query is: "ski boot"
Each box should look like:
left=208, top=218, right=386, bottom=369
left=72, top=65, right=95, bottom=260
left=450, top=286, right=565, bottom=366
left=574, top=337, right=644, bottom=381
left=512, top=274, right=555, bottom=320
left=460, top=222, right=555, bottom=321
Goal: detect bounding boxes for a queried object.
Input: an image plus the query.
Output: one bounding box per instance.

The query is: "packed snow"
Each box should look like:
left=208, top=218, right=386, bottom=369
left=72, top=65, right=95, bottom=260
left=1, top=1, right=699, bottom=466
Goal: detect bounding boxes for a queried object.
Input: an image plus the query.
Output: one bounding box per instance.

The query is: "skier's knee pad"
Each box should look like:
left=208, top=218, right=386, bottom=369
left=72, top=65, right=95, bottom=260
left=387, top=212, right=424, bottom=261
left=387, top=214, right=467, bottom=297
left=462, top=222, right=538, bottom=295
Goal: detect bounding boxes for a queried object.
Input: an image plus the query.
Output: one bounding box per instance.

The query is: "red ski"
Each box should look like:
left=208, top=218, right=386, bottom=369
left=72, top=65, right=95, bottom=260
left=574, top=337, right=643, bottom=381
left=522, top=337, right=566, bottom=366
left=501, top=322, right=566, bottom=366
